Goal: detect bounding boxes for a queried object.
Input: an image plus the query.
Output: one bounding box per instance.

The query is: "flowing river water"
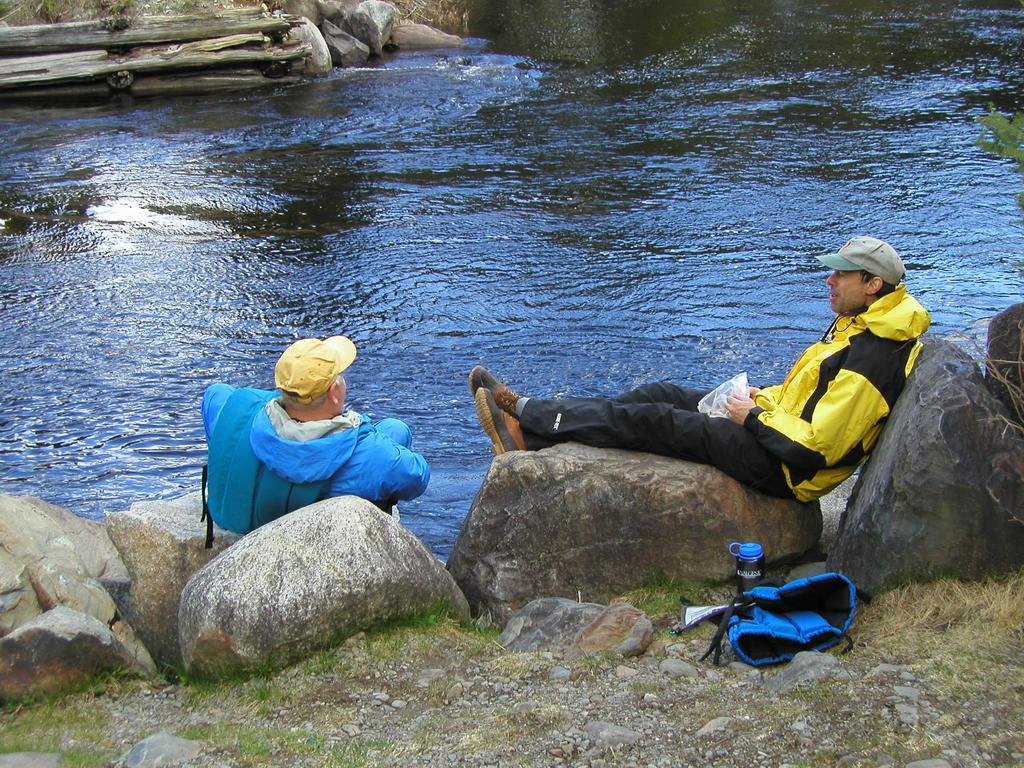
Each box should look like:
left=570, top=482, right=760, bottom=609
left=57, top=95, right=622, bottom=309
left=0, top=0, right=1022, bottom=558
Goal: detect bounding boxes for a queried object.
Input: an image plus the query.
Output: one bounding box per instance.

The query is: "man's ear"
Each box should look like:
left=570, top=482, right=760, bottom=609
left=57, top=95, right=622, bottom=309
left=327, top=379, right=343, bottom=405
left=865, top=275, right=884, bottom=297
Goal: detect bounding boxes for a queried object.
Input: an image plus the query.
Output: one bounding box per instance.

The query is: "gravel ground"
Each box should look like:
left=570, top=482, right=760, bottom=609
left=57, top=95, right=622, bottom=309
left=5, top=480, right=1021, bottom=768
left=75, top=613, right=1020, bottom=768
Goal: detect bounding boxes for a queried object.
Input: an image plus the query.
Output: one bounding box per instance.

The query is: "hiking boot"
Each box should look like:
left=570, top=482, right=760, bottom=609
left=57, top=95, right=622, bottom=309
left=468, top=365, right=521, bottom=416
left=474, top=387, right=526, bottom=454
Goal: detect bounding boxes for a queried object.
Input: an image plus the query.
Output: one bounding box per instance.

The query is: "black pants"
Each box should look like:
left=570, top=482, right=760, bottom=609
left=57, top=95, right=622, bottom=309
left=518, top=381, right=794, bottom=499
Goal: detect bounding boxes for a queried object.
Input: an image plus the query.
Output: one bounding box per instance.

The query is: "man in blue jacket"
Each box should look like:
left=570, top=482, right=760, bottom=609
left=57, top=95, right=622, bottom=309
left=202, top=335, right=429, bottom=535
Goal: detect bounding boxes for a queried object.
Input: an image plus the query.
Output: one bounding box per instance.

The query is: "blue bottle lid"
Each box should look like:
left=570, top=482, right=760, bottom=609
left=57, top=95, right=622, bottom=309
left=729, top=541, right=763, bottom=559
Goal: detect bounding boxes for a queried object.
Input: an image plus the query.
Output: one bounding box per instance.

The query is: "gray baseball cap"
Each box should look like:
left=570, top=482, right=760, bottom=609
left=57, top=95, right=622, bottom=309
left=818, top=236, right=906, bottom=285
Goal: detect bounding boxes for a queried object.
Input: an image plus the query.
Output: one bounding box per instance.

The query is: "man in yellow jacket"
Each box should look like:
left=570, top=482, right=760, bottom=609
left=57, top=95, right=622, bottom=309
left=470, top=236, right=931, bottom=502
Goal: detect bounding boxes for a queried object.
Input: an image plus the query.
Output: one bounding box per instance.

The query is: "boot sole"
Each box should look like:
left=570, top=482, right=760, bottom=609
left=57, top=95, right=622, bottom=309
left=468, top=365, right=499, bottom=397
left=474, top=388, right=515, bottom=455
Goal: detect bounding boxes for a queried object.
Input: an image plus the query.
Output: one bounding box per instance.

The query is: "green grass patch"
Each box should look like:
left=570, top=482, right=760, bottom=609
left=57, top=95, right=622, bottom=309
left=299, top=647, right=359, bottom=678
left=611, top=574, right=728, bottom=620
left=854, top=567, right=1024, bottom=701
left=569, top=649, right=620, bottom=678
left=361, top=607, right=501, bottom=667
left=179, top=722, right=326, bottom=760
left=318, top=738, right=403, bottom=768
left=56, top=752, right=112, bottom=768
left=409, top=710, right=514, bottom=756
left=0, top=696, right=110, bottom=754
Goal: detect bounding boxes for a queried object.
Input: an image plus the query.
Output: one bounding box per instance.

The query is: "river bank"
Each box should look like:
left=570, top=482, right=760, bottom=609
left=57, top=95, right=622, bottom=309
left=2, top=566, right=1022, bottom=768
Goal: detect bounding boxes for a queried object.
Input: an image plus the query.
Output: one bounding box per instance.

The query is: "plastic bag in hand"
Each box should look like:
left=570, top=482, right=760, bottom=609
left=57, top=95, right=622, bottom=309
left=697, top=372, right=749, bottom=419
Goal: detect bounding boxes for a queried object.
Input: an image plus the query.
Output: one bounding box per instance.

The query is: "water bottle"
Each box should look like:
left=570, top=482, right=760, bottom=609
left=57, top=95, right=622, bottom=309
left=728, top=541, right=765, bottom=593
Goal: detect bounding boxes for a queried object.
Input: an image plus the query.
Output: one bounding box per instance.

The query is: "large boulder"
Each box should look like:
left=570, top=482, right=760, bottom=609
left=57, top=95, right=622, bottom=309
left=288, top=17, right=333, bottom=75
left=0, top=607, right=154, bottom=702
left=447, top=444, right=822, bottom=624
left=986, top=302, right=1023, bottom=425
left=283, top=0, right=322, bottom=26
left=105, top=493, right=240, bottom=669
left=357, top=0, right=397, bottom=46
left=178, top=496, right=470, bottom=677
left=318, top=0, right=360, bottom=27
left=828, top=339, right=1024, bottom=593
left=390, top=22, right=463, bottom=49
left=0, top=495, right=127, bottom=583
left=321, top=19, right=371, bottom=67
left=342, top=6, right=383, bottom=55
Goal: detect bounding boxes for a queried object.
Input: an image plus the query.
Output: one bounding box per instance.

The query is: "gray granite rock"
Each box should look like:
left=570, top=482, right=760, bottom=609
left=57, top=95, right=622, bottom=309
left=179, top=496, right=469, bottom=677
left=828, top=339, right=1024, bottom=592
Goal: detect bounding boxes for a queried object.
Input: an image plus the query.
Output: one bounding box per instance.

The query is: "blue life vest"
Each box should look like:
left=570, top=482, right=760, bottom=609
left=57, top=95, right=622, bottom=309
left=686, top=572, right=860, bottom=667
left=202, top=387, right=331, bottom=543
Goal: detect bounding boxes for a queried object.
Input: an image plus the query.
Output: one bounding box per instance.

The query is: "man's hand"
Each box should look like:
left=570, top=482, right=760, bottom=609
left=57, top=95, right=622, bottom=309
left=748, top=386, right=761, bottom=398
left=726, top=393, right=757, bottom=425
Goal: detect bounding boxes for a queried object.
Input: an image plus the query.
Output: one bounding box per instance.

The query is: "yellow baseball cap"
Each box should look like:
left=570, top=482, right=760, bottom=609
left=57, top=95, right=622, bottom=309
left=274, top=336, right=357, bottom=404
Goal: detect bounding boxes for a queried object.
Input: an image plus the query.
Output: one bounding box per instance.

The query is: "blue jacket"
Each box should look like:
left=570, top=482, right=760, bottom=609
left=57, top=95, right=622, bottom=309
left=203, top=383, right=430, bottom=523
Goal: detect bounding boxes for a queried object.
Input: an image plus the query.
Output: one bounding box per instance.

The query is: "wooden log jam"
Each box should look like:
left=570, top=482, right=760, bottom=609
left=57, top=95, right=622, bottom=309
left=0, top=34, right=313, bottom=90
left=0, top=9, right=297, bottom=55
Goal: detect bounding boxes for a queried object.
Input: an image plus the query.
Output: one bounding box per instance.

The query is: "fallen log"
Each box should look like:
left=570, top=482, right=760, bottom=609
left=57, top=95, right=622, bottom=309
left=128, top=67, right=302, bottom=96
left=0, top=9, right=297, bottom=55
left=0, top=34, right=312, bottom=90
left=0, top=67, right=302, bottom=101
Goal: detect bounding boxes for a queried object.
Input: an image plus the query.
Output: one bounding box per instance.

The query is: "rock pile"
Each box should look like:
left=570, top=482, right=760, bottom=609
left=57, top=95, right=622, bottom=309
left=0, top=495, right=155, bottom=701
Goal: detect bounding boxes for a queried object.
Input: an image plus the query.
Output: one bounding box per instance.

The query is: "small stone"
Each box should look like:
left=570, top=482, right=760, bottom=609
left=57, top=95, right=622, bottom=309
left=895, top=703, right=919, bottom=727
left=893, top=685, right=920, bottom=702
left=0, top=755, right=62, bottom=768
left=870, top=663, right=906, bottom=676
left=415, top=668, right=446, bottom=687
left=444, top=683, right=464, bottom=703
left=764, top=651, right=846, bottom=692
left=122, top=733, right=201, bottom=768
left=549, top=666, right=571, bottom=681
left=875, top=753, right=895, bottom=766
left=696, top=717, right=733, bottom=736
left=391, top=699, right=407, bottom=709
left=904, top=761, right=952, bottom=768
left=615, top=665, right=640, bottom=679
left=584, top=721, right=641, bottom=749
left=659, top=658, right=698, bottom=678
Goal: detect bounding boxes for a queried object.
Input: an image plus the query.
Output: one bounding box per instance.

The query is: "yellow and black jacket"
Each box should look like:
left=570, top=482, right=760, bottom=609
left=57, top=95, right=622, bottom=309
left=745, top=287, right=931, bottom=502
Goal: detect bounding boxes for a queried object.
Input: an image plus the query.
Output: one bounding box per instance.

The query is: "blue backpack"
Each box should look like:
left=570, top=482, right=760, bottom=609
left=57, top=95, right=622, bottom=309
left=680, top=572, right=862, bottom=667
